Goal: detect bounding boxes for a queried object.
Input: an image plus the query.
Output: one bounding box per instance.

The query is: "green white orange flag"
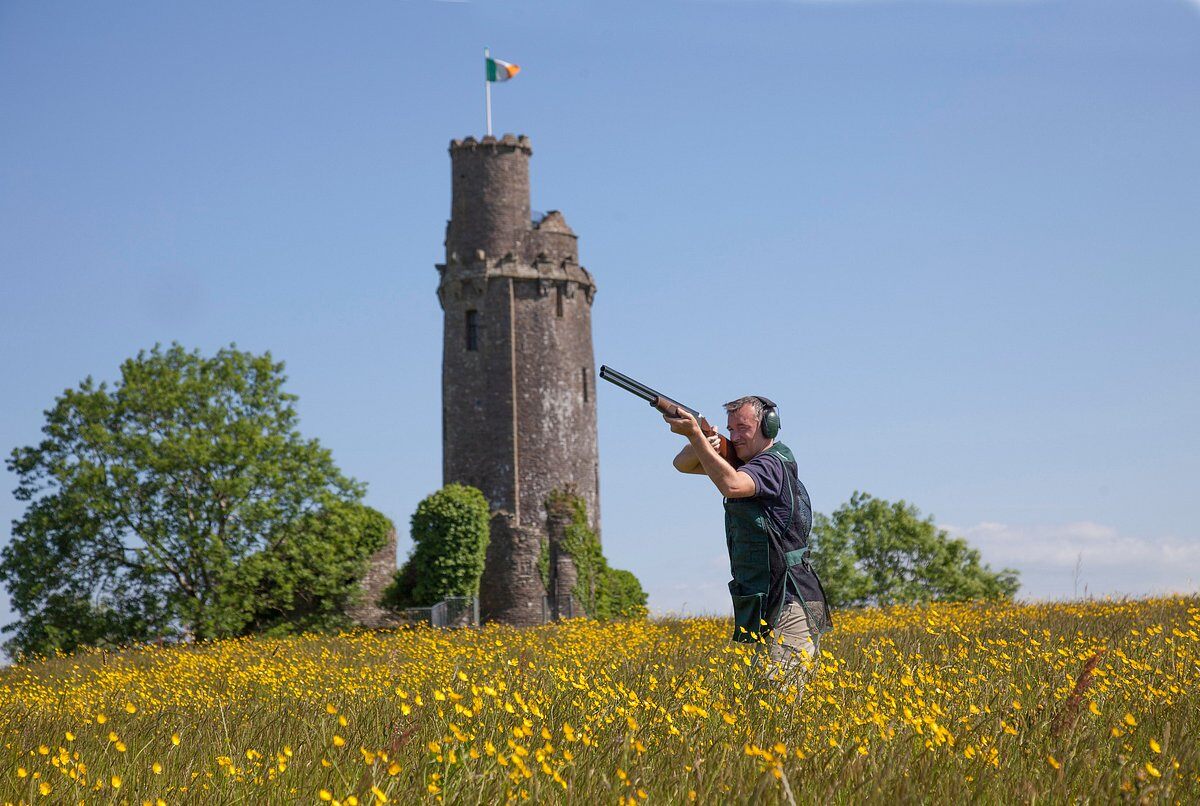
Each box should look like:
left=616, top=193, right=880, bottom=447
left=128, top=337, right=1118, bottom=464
left=486, top=57, right=520, bottom=82
left=483, top=49, right=519, bottom=136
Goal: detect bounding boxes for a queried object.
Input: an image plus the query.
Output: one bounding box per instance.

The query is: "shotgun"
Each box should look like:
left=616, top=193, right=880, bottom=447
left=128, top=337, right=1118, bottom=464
left=598, top=365, right=743, bottom=468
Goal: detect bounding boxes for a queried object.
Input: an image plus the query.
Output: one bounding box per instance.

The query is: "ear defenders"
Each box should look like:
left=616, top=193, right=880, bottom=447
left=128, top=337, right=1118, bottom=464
left=754, top=396, right=781, bottom=439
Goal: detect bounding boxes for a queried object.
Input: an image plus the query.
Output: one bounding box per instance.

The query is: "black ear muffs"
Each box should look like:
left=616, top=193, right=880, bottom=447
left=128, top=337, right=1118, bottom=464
left=755, top=396, right=780, bottom=439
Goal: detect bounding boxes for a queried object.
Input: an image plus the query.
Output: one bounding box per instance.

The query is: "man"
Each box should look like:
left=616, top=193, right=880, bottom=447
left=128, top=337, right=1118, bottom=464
left=667, top=396, right=832, bottom=680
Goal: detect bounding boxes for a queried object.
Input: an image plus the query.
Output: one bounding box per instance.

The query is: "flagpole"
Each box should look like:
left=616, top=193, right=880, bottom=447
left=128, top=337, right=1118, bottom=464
left=484, top=46, right=492, bottom=137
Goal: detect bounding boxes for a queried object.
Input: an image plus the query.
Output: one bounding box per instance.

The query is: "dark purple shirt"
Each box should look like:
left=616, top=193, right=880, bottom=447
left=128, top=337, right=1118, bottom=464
left=736, top=450, right=792, bottom=534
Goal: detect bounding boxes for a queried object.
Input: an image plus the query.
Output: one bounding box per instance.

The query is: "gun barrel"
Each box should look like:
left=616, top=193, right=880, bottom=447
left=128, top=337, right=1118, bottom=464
left=598, top=366, right=657, bottom=402
left=598, top=366, right=700, bottom=418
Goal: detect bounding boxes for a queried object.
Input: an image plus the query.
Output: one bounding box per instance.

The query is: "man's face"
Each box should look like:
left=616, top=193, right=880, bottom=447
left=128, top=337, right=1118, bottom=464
left=727, top=404, right=770, bottom=461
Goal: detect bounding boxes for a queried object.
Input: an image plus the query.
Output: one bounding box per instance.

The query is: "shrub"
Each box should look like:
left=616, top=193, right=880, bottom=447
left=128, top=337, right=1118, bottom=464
left=383, top=484, right=490, bottom=609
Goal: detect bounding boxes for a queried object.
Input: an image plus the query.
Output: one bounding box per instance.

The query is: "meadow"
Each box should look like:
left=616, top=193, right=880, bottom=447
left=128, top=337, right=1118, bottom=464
left=0, top=597, right=1196, bottom=804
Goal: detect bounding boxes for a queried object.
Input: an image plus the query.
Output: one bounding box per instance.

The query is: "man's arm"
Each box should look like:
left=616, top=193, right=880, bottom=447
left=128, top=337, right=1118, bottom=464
left=672, top=443, right=704, bottom=474
left=664, top=411, right=757, bottom=497
left=672, top=435, right=723, bottom=474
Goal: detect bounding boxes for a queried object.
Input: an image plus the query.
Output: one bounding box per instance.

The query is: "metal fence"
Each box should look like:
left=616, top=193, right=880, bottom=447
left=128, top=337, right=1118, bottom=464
left=397, top=596, right=479, bottom=628
left=395, top=595, right=586, bottom=627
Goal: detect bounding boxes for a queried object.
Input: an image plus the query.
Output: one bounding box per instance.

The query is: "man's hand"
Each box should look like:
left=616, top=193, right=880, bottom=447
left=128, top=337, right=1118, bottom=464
left=663, top=407, right=703, bottom=439
left=665, top=407, right=757, bottom=498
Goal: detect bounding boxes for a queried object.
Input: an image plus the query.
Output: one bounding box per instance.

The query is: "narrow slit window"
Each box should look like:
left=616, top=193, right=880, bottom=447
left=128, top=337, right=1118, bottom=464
left=465, top=310, right=479, bottom=351
left=556, top=285, right=564, bottom=318
left=582, top=366, right=589, bottom=402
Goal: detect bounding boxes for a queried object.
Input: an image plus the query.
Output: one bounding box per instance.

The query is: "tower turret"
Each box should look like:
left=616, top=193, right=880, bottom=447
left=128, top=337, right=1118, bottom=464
left=438, top=134, right=600, bottom=626
left=446, top=134, right=532, bottom=260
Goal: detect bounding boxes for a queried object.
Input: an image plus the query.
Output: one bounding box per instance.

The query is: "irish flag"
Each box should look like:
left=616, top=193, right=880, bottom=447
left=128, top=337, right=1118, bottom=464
left=486, top=57, right=520, bottom=82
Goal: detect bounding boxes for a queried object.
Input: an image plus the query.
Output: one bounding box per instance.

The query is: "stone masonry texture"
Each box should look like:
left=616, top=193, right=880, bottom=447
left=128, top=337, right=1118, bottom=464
left=347, top=526, right=399, bottom=628
left=438, top=134, right=599, bottom=626
left=546, top=493, right=586, bottom=621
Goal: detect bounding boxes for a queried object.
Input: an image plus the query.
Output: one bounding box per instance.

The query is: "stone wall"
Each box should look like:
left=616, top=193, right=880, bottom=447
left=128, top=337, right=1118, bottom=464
left=546, top=494, right=585, bottom=621
left=346, top=526, right=398, bottom=628
left=477, top=511, right=548, bottom=627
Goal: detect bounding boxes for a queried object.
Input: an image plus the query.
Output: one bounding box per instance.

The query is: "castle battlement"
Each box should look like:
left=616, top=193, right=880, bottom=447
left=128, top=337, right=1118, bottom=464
left=450, top=134, right=533, bottom=155
left=533, top=210, right=575, bottom=237
left=436, top=256, right=596, bottom=308
left=439, top=249, right=593, bottom=283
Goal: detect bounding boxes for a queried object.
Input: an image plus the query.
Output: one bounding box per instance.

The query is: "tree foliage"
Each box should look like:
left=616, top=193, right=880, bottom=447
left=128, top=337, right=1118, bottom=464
left=242, top=500, right=393, bottom=636
left=809, top=491, right=1020, bottom=608
left=382, top=484, right=490, bottom=610
left=543, top=490, right=647, bottom=620
left=1, top=343, right=378, bottom=657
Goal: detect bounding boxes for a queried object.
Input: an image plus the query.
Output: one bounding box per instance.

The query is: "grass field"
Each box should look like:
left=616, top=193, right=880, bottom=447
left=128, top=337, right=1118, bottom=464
left=1, top=596, right=1196, bottom=804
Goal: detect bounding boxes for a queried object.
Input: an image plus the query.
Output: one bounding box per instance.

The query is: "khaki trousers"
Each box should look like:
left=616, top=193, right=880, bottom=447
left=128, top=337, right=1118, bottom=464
left=762, top=602, right=819, bottom=687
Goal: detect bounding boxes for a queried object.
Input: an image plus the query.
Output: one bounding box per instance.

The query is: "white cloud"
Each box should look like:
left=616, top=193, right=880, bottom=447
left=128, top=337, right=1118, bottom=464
left=942, top=520, right=1200, bottom=600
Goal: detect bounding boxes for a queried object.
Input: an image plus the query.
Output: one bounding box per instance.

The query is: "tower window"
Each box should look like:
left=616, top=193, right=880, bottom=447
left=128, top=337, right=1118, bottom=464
left=556, top=285, right=564, bottom=318
left=466, top=310, right=479, bottom=351
left=582, top=367, right=589, bottom=402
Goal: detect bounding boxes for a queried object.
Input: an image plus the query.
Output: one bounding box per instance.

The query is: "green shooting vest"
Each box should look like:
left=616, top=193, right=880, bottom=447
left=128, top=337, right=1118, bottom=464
left=724, top=442, right=832, bottom=644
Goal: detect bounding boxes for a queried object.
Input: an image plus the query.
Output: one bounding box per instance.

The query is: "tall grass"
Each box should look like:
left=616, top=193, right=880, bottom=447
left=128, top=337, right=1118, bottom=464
left=1, top=597, right=1196, bottom=803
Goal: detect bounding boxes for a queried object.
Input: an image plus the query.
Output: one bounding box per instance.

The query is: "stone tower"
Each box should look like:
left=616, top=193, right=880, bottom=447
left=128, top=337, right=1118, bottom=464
left=437, top=134, right=599, bottom=626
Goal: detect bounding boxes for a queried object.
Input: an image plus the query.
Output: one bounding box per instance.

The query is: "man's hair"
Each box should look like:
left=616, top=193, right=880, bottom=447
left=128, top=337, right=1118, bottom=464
left=723, top=396, right=765, bottom=424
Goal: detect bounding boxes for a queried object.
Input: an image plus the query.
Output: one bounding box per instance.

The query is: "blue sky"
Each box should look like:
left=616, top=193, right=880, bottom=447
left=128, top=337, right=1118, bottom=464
left=1, top=0, right=1198, bottom=628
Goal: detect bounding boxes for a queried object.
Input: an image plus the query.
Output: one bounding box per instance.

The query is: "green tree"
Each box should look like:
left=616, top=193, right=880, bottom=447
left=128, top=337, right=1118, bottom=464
left=600, top=569, right=649, bottom=619
left=242, top=501, right=393, bottom=635
left=809, top=491, right=1020, bottom=608
left=382, top=484, right=490, bottom=609
left=1, top=343, right=371, bottom=658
